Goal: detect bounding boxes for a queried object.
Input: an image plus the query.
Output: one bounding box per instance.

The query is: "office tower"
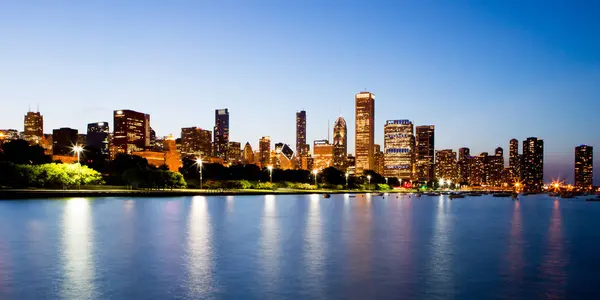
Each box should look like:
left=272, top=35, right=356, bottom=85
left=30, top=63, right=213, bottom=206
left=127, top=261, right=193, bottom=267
left=243, top=142, right=254, bottom=164
left=333, top=116, right=347, bottom=170
left=457, top=147, right=471, bottom=183
left=273, top=143, right=294, bottom=170
left=228, top=142, right=241, bottom=164
left=575, top=145, right=593, bottom=190
left=0, top=129, right=19, bottom=144
left=87, top=122, right=110, bottom=157
left=468, top=154, right=487, bottom=186
left=383, top=120, right=414, bottom=179
left=355, top=91, right=375, bottom=174
left=296, top=110, right=307, bottom=157
left=213, top=109, right=229, bottom=159
left=416, top=125, right=435, bottom=182
left=436, top=149, right=458, bottom=182
left=181, top=127, right=212, bottom=158
left=259, top=136, right=271, bottom=168
left=23, top=111, right=43, bottom=144
left=509, top=139, right=520, bottom=180
left=458, top=147, right=471, bottom=161
left=373, top=144, right=384, bottom=175
left=113, top=109, right=150, bottom=154
left=486, top=150, right=504, bottom=186
left=522, top=137, right=544, bottom=192
left=301, top=156, right=314, bottom=171
left=313, top=139, right=334, bottom=170
left=52, top=127, right=78, bottom=156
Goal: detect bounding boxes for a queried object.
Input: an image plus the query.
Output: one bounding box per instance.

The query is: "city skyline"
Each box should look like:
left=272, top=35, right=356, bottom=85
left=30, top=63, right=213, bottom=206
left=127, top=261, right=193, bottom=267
left=1, top=1, right=599, bottom=183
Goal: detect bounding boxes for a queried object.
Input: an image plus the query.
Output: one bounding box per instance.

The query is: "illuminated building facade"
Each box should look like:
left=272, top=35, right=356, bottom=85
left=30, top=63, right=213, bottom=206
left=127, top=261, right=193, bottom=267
left=574, top=145, right=593, bottom=190
left=87, top=122, right=110, bottom=157
left=373, top=144, right=384, bottom=175
left=458, top=147, right=471, bottom=161
left=346, top=154, right=356, bottom=175
left=509, top=139, right=520, bottom=180
left=355, top=92, right=375, bottom=174
left=213, top=109, right=229, bottom=159
left=228, top=142, right=241, bottom=164
left=485, top=148, right=504, bottom=186
left=243, top=142, right=254, bottom=164
left=0, top=129, right=19, bottom=144
left=313, top=139, right=333, bottom=170
left=435, top=149, right=458, bottom=182
left=24, top=111, right=43, bottom=144
left=259, top=136, right=271, bottom=168
left=522, top=137, right=544, bottom=192
left=296, top=110, right=308, bottom=157
left=333, top=116, right=347, bottom=170
left=52, top=127, right=78, bottom=156
left=468, top=154, right=486, bottom=186
left=274, top=143, right=295, bottom=170
left=383, top=120, right=414, bottom=179
left=113, top=109, right=150, bottom=154
left=181, top=127, right=212, bottom=157
left=415, top=125, right=435, bottom=182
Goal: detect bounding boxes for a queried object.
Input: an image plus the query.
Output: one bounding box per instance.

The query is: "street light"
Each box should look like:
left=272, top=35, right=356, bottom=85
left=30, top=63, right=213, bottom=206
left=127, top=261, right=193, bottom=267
left=367, top=175, right=372, bottom=189
left=268, top=165, right=273, bottom=183
left=345, top=173, right=349, bottom=189
left=385, top=177, right=388, bottom=185
left=72, top=144, right=84, bottom=164
left=447, top=180, right=452, bottom=189
left=439, top=179, right=445, bottom=189
left=195, top=157, right=203, bottom=189
left=312, top=169, right=318, bottom=186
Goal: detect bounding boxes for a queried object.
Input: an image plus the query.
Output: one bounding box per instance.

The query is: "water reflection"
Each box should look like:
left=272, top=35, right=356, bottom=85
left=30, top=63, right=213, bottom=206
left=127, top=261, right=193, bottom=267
left=303, top=194, right=324, bottom=295
left=426, top=197, right=453, bottom=295
left=60, top=198, right=96, bottom=299
left=348, top=197, right=372, bottom=294
left=539, top=199, right=566, bottom=299
left=187, top=196, right=216, bottom=297
left=260, top=195, right=280, bottom=294
left=505, top=201, right=524, bottom=294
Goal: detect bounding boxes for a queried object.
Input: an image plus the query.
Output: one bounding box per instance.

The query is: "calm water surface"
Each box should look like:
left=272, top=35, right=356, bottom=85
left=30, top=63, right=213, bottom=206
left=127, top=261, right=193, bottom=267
left=0, top=194, right=599, bottom=299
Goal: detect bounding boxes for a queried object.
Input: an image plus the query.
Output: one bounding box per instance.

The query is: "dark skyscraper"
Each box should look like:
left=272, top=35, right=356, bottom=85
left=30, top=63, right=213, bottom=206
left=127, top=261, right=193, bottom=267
left=113, top=109, right=150, bottom=154
left=214, top=109, right=229, bottom=159
left=522, top=137, right=544, bottom=192
left=52, top=127, right=78, bottom=155
left=87, top=122, right=110, bottom=157
left=509, top=139, right=520, bottom=180
left=574, top=145, right=593, bottom=190
left=333, top=116, right=347, bottom=170
left=458, top=147, right=471, bottom=161
left=24, top=111, right=43, bottom=144
left=181, top=127, right=212, bottom=157
left=416, top=125, right=435, bottom=182
left=296, top=110, right=307, bottom=157
left=355, top=92, right=375, bottom=174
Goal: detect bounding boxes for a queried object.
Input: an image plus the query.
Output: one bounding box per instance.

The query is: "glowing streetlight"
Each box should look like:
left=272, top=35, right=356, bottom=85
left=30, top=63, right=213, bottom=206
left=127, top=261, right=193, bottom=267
left=367, top=175, right=372, bottom=189
left=439, top=179, right=445, bottom=188
left=312, top=169, right=318, bottom=186
left=385, top=177, right=388, bottom=185
left=195, top=157, right=203, bottom=189
left=345, top=173, right=349, bottom=189
left=447, top=180, right=452, bottom=189
left=268, top=165, right=273, bottom=183
left=72, top=144, right=84, bottom=164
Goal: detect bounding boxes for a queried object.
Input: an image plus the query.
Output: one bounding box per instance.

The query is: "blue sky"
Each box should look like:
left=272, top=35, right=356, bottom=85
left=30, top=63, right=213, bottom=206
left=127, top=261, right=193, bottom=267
left=1, top=1, right=599, bottom=183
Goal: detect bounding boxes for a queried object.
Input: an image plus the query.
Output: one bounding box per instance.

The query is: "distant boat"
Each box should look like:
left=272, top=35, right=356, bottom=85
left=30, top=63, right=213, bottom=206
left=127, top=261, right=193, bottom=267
left=322, top=193, right=331, bottom=198
left=373, top=192, right=384, bottom=196
left=469, top=192, right=483, bottom=197
left=349, top=194, right=357, bottom=198
left=414, top=193, right=422, bottom=198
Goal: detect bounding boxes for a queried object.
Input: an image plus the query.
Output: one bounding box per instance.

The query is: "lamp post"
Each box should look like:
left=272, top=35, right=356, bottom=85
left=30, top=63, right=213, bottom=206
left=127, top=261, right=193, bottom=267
left=345, top=173, right=349, bottom=189
left=439, top=179, right=445, bottom=190
left=72, top=145, right=84, bottom=189
left=196, top=158, right=203, bottom=189
left=385, top=177, right=388, bottom=185
left=312, top=169, right=318, bottom=186
left=367, top=175, right=372, bottom=190
left=268, top=165, right=273, bottom=183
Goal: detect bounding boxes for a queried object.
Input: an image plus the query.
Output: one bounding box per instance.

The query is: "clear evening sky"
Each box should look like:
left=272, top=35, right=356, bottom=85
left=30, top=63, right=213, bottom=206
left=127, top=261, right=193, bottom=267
left=1, top=1, right=599, bottom=184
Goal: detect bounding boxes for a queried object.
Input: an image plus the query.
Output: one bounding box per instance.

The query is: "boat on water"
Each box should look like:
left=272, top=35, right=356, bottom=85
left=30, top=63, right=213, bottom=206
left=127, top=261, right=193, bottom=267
left=322, top=193, right=331, bottom=198
left=414, top=193, right=422, bottom=198
left=349, top=194, right=357, bottom=198
left=373, top=192, right=384, bottom=196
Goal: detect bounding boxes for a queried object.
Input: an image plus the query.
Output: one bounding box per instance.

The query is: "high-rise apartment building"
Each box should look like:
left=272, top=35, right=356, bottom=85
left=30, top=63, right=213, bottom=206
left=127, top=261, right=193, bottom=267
left=486, top=149, right=504, bottom=186
left=333, top=116, right=347, bottom=170
left=574, top=145, right=593, bottom=190
left=522, top=137, right=544, bottom=192
left=228, top=142, right=241, bottom=165
left=458, top=147, right=471, bottom=184
left=383, top=120, right=414, bottom=179
left=415, top=125, right=435, bottom=182
left=87, top=122, right=110, bottom=157
left=214, top=109, right=229, bottom=159
left=436, top=149, right=458, bottom=182
left=259, top=136, right=271, bottom=168
left=52, top=127, right=78, bottom=156
left=509, top=139, right=521, bottom=181
left=296, top=110, right=308, bottom=157
left=313, top=139, right=334, bottom=170
left=113, top=109, right=150, bottom=154
left=468, top=154, right=487, bottom=186
left=458, top=147, right=471, bottom=161
left=242, top=142, right=254, bottom=164
left=24, top=111, right=43, bottom=144
left=355, top=92, right=375, bottom=174
left=373, top=144, right=384, bottom=175
left=181, top=127, right=212, bottom=158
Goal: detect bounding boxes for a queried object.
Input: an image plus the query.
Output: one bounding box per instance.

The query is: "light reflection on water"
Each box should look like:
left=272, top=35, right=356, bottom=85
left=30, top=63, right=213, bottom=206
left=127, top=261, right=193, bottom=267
left=187, top=196, right=216, bottom=298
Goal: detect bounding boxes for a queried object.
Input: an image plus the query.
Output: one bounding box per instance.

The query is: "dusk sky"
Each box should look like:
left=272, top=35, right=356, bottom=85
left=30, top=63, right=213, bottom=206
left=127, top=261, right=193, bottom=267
left=1, top=1, right=599, bottom=183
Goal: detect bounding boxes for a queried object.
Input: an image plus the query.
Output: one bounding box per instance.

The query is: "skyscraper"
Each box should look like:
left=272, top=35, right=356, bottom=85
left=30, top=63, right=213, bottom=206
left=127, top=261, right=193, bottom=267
left=509, top=139, right=520, bottom=181
left=522, top=137, right=544, bottom=192
left=458, top=147, right=471, bottom=184
left=181, top=127, right=212, bottom=158
left=355, top=92, right=375, bottom=174
left=333, top=116, right=347, bottom=170
left=52, top=127, right=78, bottom=156
left=87, top=122, right=110, bottom=157
left=436, top=149, right=458, bottom=182
left=416, top=125, right=435, bottom=182
left=486, top=148, right=504, bottom=186
left=243, top=142, right=254, bottom=164
left=296, top=110, right=307, bottom=157
left=383, top=120, right=414, bottom=179
left=313, top=139, right=334, bottom=170
left=259, top=136, right=271, bottom=168
left=574, top=145, right=593, bottom=190
left=458, top=147, right=471, bottom=161
left=214, top=109, right=229, bottom=159
left=468, top=154, right=486, bottom=186
left=228, top=141, right=241, bottom=165
left=373, top=144, right=384, bottom=175
left=113, top=109, right=150, bottom=154
left=23, top=111, right=43, bottom=144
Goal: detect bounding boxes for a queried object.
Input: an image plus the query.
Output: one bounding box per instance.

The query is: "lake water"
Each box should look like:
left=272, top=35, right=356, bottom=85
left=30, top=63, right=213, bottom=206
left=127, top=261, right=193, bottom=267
left=0, top=194, right=598, bottom=299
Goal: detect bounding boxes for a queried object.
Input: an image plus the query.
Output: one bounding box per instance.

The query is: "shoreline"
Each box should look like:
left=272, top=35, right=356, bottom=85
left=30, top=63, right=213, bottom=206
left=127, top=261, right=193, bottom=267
left=0, top=188, right=396, bottom=200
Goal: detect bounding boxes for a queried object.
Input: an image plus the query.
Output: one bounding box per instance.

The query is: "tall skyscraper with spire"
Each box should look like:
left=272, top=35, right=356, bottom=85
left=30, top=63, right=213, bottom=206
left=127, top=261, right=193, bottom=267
left=355, top=92, right=375, bottom=174
left=296, top=110, right=307, bottom=157
left=333, top=116, right=347, bottom=170
left=214, top=109, right=229, bottom=160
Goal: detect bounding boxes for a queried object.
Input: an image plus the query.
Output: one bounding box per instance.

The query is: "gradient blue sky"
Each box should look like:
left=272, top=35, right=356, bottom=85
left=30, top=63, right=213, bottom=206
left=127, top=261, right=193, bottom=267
left=1, top=1, right=599, bottom=183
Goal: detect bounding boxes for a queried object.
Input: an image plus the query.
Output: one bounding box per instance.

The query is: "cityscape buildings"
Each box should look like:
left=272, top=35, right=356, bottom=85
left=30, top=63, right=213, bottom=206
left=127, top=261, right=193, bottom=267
left=522, top=137, right=544, bottom=192
left=383, top=120, right=414, bottom=179
left=259, top=136, right=271, bottom=168
left=180, top=127, right=212, bottom=158
left=296, top=110, right=308, bottom=157
left=355, top=92, right=375, bottom=174
left=436, top=149, right=458, bottom=182
left=373, top=144, right=384, bottom=175
left=213, top=109, right=229, bottom=160
left=113, top=109, right=150, bottom=154
left=333, top=116, right=347, bottom=170
left=0, top=129, right=19, bottom=143
left=242, top=142, right=254, bottom=164
left=415, top=125, right=435, bottom=183
left=23, top=111, right=43, bottom=144
left=574, top=145, right=593, bottom=190
left=509, top=139, right=520, bottom=180
left=52, top=127, right=78, bottom=156
left=86, top=122, right=110, bottom=157
left=313, top=139, right=334, bottom=170
left=228, top=142, right=241, bottom=164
